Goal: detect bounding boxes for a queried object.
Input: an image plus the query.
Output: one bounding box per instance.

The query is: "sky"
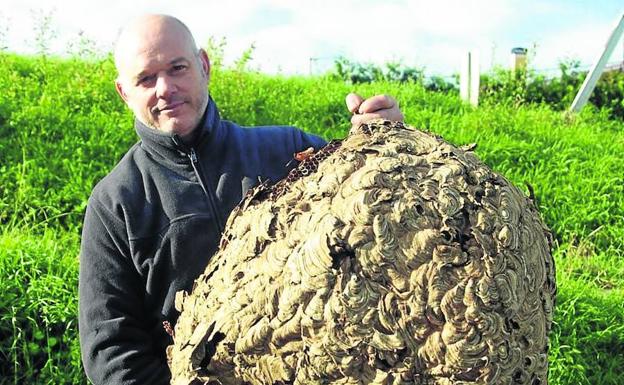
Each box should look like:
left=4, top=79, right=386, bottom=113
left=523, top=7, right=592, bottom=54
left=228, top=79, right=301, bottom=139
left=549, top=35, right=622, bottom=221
left=1, top=0, right=623, bottom=77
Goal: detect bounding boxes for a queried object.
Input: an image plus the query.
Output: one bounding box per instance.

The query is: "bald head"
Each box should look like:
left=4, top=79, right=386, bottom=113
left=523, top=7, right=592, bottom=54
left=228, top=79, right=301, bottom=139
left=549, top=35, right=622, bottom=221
left=112, top=14, right=211, bottom=138
left=114, top=14, right=198, bottom=78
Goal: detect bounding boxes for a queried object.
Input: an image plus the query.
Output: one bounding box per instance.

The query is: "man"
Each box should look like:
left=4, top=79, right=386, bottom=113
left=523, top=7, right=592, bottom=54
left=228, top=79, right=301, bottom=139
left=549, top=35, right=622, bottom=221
left=79, top=14, right=403, bottom=385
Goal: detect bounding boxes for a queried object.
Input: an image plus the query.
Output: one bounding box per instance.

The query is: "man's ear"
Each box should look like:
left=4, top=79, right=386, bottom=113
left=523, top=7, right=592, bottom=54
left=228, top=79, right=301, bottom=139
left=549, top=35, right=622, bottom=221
left=198, top=48, right=211, bottom=83
left=115, top=79, right=129, bottom=103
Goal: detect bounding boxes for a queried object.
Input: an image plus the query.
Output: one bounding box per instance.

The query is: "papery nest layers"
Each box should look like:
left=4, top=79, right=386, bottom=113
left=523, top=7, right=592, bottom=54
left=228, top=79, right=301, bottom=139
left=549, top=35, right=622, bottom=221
left=167, top=120, right=556, bottom=385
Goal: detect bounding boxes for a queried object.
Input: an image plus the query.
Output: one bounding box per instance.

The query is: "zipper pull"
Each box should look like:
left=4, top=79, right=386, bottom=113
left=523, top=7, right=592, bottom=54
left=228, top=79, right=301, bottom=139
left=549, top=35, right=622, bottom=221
left=189, top=148, right=198, bottom=163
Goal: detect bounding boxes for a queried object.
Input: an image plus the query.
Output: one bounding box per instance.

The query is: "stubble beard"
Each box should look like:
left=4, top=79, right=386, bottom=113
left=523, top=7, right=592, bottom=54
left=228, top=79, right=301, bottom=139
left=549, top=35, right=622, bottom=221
left=137, top=89, right=210, bottom=138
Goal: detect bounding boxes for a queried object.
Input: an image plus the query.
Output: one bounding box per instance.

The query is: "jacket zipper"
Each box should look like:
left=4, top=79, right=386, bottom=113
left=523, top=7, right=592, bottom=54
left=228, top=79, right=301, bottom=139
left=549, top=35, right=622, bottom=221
left=188, top=147, right=224, bottom=232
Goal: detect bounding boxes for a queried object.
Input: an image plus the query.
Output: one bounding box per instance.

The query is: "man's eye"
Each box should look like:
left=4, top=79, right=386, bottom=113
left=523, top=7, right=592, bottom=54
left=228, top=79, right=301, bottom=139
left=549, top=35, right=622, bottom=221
left=172, top=65, right=187, bottom=72
left=138, top=75, right=155, bottom=85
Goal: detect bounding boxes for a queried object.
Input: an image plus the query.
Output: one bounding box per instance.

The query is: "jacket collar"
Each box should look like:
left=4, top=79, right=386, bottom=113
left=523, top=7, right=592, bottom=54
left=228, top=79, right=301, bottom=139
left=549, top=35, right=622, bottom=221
left=134, top=96, right=222, bottom=164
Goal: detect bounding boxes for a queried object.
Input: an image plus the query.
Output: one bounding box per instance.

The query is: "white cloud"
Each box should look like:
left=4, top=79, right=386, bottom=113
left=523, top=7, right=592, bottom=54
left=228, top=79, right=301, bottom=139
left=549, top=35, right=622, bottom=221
left=212, top=0, right=521, bottom=75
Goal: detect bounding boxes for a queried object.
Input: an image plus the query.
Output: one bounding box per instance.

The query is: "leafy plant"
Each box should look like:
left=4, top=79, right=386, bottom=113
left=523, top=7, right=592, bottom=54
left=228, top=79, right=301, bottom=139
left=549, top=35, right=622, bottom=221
left=480, top=58, right=624, bottom=119
left=332, top=56, right=424, bottom=84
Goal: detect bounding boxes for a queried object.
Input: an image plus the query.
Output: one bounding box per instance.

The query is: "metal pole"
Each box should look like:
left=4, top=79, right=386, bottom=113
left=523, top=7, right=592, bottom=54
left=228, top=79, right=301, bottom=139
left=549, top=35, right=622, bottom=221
left=570, top=12, right=624, bottom=113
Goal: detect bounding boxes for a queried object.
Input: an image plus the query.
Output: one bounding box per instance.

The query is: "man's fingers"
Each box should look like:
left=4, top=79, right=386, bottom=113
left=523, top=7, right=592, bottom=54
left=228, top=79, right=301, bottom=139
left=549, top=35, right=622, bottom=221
left=348, top=93, right=404, bottom=126
left=357, top=94, right=396, bottom=114
left=345, top=93, right=364, bottom=114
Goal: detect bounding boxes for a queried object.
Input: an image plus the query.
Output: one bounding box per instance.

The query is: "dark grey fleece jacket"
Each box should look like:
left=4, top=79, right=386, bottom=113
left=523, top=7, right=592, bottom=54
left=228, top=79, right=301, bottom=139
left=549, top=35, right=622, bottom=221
left=78, top=98, right=326, bottom=385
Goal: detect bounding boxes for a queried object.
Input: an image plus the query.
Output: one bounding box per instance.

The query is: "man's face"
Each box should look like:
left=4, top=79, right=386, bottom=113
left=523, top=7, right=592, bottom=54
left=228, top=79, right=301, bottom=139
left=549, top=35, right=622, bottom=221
left=115, top=24, right=210, bottom=138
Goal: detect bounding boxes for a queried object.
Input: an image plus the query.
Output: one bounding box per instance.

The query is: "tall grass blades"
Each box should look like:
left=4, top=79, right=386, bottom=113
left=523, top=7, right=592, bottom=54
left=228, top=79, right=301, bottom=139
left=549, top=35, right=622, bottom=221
left=0, top=229, right=83, bottom=384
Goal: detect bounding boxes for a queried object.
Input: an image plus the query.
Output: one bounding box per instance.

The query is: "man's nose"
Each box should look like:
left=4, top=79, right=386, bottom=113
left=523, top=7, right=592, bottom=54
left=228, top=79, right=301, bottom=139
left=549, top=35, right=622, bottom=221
left=155, top=74, right=177, bottom=99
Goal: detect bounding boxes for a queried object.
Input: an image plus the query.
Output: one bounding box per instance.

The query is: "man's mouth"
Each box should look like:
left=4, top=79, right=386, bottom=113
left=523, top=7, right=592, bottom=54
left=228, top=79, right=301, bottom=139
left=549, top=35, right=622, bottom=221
left=155, top=101, right=185, bottom=114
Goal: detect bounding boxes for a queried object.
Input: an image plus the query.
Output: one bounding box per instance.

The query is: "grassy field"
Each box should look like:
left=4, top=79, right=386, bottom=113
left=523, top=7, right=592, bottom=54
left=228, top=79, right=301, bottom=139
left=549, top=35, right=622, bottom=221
left=0, top=52, right=623, bottom=384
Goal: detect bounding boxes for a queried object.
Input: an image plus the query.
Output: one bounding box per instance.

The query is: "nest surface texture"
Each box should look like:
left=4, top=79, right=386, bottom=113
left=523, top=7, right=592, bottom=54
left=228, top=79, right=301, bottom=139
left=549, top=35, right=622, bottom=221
left=167, top=120, right=556, bottom=385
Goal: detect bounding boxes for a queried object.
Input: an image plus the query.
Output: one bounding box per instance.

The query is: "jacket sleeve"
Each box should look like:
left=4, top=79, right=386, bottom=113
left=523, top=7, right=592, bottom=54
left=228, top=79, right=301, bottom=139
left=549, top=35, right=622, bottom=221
left=298, top=129, right=327, bottom=151
left=79, top=197, right=171, bottom=385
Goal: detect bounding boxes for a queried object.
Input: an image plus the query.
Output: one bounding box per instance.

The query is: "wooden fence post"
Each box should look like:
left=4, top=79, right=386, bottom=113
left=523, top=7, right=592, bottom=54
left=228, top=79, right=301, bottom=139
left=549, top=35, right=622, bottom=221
left=460, top=51, right=480, bottom=107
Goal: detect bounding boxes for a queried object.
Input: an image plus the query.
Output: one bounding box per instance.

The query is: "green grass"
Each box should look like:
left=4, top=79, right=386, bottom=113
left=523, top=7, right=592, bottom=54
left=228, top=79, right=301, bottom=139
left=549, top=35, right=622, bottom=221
left=0, top=229, right=83, bottom=384
left=0, top=52, right=623, bottom=384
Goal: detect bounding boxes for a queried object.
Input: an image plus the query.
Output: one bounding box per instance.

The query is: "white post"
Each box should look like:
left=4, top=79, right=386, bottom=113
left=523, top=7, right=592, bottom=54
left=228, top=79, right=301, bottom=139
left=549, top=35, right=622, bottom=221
left=460, top=51, right=480, bottom=107
left=470, top=52, right=480, bottom=107
left=460, top=52, right=471, bottom=102
left=570, top=12, right=624, bottom=113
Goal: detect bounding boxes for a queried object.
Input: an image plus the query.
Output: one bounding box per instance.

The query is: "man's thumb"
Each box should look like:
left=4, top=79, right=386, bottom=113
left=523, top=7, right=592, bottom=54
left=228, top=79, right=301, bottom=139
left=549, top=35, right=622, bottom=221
left=345, top=93, right=364, bottom=114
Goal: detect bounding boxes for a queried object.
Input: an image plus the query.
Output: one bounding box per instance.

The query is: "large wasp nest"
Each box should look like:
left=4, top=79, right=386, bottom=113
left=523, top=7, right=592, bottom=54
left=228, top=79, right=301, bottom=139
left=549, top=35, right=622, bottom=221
left=167, top=120, right=556, bottom=385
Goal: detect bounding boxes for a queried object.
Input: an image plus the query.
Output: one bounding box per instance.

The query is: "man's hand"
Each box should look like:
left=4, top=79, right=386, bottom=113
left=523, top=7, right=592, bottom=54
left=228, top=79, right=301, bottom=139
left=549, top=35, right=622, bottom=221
left=345, top=93, right=404, bottom=127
